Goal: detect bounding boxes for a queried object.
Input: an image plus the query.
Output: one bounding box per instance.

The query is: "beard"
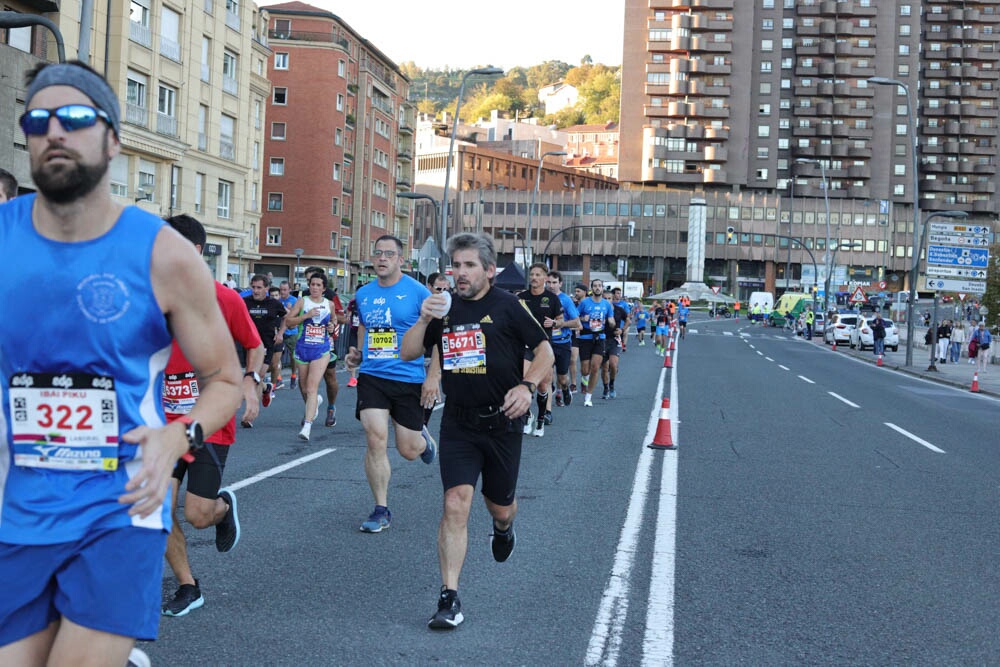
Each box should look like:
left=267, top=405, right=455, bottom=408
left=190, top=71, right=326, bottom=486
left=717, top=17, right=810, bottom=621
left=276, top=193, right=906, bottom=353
left=32, top=137, right=110, bottom=205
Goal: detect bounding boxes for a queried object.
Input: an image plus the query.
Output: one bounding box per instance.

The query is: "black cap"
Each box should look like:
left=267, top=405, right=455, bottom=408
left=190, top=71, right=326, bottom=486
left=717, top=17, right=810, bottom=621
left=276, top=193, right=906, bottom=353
left=574, top=282, right=587, bottom=291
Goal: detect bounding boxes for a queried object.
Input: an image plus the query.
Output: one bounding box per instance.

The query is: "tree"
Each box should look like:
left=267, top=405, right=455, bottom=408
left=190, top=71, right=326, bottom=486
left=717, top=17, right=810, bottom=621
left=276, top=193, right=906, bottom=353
left=417, top=99, right=438, bottom=117
left=581, top=54, right=593, bottom=65
left=525, top=60, right=571, bottom=89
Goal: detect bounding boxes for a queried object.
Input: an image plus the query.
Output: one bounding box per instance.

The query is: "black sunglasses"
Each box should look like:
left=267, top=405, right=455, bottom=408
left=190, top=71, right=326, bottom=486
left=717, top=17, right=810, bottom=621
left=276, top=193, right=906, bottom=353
left=19, top=105, right=111, bottom=136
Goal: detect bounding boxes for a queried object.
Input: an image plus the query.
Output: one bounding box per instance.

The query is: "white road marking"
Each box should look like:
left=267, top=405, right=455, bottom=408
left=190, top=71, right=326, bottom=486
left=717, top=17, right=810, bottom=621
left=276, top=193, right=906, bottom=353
left=642, top=352, right=679, bottom=667
left=884, top=422, right=946, bottom=454
left=827, top=392, right=860, bottom=408
left=798, top=375, right=815, bottom=384
left=225, top=449, right=336, bottom=493
left=723, top=332, right=734, bottom=337
left=756, top=351, right=763, bottom=356
left=749, top=344, right=756, bottom=349
left=586, top=368, right=667, bottom=666
left=779, top=365, right=790, bottom=371
left=765, top=357, right=774, bottom=362
left=687, top=329, right=698, bottom=334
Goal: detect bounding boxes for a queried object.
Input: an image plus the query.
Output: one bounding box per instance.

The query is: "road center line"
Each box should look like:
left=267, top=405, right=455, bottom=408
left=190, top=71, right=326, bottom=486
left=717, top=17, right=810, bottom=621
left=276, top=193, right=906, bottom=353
left=884, top=422, right=946, bottom=454
left=765, top=357, right=774, bottom=362
left=779, top=365, right=790, bottom=371
left=798, top=375, right=815, bottom=384
left=756, top=350, right=763, bottom=356
left=827, top=392, right=860, bottom=408
left=586, top=366, right=666, bottom=666
left=749, top=344, right=755, bottom=349
left=225, top=449, right=336, bottom=493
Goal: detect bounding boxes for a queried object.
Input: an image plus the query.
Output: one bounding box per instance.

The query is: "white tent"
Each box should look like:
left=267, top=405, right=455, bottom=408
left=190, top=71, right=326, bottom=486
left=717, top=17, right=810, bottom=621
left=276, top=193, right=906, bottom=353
left=648, top=282, right=736, bottom=303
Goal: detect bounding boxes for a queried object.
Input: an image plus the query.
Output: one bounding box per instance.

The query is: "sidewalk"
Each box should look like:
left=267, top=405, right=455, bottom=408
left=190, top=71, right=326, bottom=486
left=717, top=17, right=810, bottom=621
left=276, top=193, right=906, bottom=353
left=814, top=327, right=999, bottom=397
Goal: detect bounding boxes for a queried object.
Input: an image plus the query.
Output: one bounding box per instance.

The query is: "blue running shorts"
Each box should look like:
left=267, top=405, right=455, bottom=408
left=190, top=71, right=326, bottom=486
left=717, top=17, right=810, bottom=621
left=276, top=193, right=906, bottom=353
left=0, top=526, right=167, bottom=646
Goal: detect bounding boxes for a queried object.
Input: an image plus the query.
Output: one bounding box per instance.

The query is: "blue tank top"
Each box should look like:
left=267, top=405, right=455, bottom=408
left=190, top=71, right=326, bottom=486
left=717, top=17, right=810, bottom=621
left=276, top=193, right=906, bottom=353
left=294, top=296, right=332, bottom=354
left=578, top=298, right=614, bottom=340
left=0, top=196, right=173, bottom=544
left=356, top=274, right=430, bottom=383
left=552, top=292, right=579, bottom=345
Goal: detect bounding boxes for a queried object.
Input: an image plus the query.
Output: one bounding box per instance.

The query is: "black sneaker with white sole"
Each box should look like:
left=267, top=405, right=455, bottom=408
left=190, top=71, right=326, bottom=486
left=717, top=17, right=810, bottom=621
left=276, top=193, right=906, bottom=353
left=491, top=523, right=516, bottom=562
left=428, top=587, right=464, bottom=630
left=162, top=580, right=204, bottom=617
left=215, top=488, right=240, bottom=553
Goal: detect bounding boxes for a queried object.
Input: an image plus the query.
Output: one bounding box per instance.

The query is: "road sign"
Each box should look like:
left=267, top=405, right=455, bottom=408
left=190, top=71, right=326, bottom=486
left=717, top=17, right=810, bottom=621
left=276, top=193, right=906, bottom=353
left=924, top=278, right=986, bottom=293
left=849, top=286, right=868, bottom=303
left=928, top=222, right=992, bottom=236
left=711, top=286, right=721, bottom=294
left=959, top=293, right=967, bottom=301
left=928, top=234, right=991, bottom=247
left=925, top=266, right=988, bottom=279
left=927, top=245, right=990, bottom=268
left=878, top=280, right=886, bottom=290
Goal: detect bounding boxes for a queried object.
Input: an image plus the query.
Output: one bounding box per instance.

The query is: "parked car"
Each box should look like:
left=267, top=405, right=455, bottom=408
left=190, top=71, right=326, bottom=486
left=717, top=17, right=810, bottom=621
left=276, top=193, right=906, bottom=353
left=824, top=313, right=859, bottom=345
left=813, top=312, right=826, bottom=335
left=850, top=316, right=900, bottom=351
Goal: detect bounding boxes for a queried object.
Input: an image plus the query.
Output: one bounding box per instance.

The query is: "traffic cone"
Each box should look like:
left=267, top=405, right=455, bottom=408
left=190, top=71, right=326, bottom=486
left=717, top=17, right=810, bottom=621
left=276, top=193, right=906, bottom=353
left=647, top=398, right=675, bottom=450
left=876, top=354, right=883, bottom=367
left=831, top=339, right=837, bottom=352
left=668, top=336, right=675, bottom=351
left=663, top=349, right=672, bottom=368
left=971, top=372, right=980, bottom=393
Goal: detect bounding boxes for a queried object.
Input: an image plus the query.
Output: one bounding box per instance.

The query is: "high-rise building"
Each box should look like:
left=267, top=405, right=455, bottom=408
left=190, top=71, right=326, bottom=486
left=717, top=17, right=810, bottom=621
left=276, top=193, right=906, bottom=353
left=257, top=2, right=414, bottom=290
left=614, top=0, right=997, bottom=297
left=0, top=0, right=271, bottom=282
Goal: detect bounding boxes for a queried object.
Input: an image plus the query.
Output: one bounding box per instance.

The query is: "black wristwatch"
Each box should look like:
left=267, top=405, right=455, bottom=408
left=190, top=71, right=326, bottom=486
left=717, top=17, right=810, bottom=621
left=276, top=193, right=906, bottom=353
left=176, top=416, right=204, bottom=453
left=519, top=380, right=536, bottom=393
left=244, top=371, right=261, bottom=385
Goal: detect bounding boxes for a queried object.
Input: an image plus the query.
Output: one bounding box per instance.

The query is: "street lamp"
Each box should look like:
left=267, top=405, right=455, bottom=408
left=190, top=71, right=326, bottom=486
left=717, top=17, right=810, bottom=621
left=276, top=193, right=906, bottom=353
left=398, top=191, right=442, bottom=271
left=868, top=76, right=923, bottom=365
left=340, top=235, right=351, bottom=295
left=796, top=157, right=831, bottom=310
left=918, top=210, right=969, bottom=371
left=526, top=149, right=568, bottom=267
left=294, top=247, right=303, bottom=290
left=440, top=66, right=504, bottom=268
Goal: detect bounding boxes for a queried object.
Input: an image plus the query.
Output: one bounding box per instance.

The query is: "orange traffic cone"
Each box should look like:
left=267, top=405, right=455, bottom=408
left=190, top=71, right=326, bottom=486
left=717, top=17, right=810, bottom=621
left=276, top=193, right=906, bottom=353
left=831, top=339, right=837, bottom=352
left=876, top=354, right=883, bottom=367
left=663, top=349, right=673, bottom=368
left=971, top=372, right=980, bottom=393
left=668, top=336, right=676, bottom=351
left=647, top=398, right=675, bottom=450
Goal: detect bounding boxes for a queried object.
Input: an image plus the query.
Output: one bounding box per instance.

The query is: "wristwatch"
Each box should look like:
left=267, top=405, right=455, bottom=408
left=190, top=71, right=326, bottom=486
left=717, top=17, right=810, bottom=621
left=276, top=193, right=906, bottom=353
left=519, top=380, right=536, bottom=393
left=244, top=371, right=261, bottom=385
left=176, top=416, right=204, bottom=459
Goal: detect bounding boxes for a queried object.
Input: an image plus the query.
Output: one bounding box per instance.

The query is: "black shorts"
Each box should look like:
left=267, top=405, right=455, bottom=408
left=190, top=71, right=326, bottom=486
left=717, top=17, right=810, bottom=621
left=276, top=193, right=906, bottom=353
left=172, top=443, right=230, bottom=500
left=603, top=337, right=621, bottom=359
left=355, top=372, right=424, bottom=431
left=263, top=339, right=283, bottom=359
left=439, top=411, right=522, bottom=506
left=552, top=341, right=572, bottom=376
left=635, top=325, right=646, bottom=332
left=576, top=336, right=605, bottom=360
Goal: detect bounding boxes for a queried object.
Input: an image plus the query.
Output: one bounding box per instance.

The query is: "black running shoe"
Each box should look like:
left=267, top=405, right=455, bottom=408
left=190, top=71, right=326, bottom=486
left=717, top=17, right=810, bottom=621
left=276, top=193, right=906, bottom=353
left=428, top=587, right=464, bottom=630
left=215, top=488, right=240, bottom=553
left=563, top=387, right=572, bottom=406
left=543, top=410, right=553, bottom=425
left=491, top=524, right=516, bottom=562
left=162, top=580, right=204, bottom=617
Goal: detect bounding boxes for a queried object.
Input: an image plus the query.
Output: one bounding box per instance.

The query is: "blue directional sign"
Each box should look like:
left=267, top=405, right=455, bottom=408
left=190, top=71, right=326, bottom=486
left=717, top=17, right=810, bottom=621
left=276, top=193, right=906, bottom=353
left=927, top=245, right=989, bottom=268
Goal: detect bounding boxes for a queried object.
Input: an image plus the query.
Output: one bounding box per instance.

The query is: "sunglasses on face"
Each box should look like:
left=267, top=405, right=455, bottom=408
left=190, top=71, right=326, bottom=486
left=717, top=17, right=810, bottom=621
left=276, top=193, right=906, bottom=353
left=372, top=249, right=398, bottom=258
left=19, top=105, right=111, bottom=136
left=434, top=286, right=447, bottom=292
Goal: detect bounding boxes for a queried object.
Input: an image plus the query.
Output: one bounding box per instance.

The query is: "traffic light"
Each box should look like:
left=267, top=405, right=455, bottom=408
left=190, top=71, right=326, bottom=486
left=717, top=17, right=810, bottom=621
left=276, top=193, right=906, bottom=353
left=726, top=226, right=735, bottom=242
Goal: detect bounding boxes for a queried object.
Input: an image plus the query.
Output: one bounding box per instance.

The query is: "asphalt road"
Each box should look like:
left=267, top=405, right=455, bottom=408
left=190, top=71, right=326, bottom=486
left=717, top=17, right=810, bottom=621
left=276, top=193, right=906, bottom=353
left=141, top=314, right=1000, bottom=666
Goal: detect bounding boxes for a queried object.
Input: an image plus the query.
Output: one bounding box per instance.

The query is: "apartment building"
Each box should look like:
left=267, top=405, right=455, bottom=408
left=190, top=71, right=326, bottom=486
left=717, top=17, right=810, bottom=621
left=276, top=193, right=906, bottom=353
left=616, top=0, right=997, bottom=298
left=257, top=2, right=414, bottom=289
left=564, top=121, right=620, bottom=179
left=0, top=0, right=270, bottom=282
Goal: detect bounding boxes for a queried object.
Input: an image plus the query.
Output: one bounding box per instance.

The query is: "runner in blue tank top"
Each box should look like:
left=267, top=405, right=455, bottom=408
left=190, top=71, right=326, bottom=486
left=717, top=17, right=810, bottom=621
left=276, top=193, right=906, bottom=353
left=0, top=63, right=242, bottom=664
left=344, top=235, right=437, bottom=534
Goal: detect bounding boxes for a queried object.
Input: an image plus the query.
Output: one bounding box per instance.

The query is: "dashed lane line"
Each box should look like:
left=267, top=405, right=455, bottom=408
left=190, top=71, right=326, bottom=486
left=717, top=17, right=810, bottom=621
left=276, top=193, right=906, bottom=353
left=827, top=392, right=860, bottom=408
left=885, top=422, right=946, bottom=454
left=798, top=375, right=815, bottom=384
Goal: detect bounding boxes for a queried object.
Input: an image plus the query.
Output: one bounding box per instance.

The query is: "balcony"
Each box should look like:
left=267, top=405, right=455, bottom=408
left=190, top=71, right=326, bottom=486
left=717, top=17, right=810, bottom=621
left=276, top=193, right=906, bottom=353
left=225, top=9, right=240, bottom=31
left=160, top=37, right=180, bottom=62
left=267, top=29, right=349, bottom=50
left=125, top=102, right=148, bottom=128
left=222, top=75, right=238, bottom=96
left=395, top=179, right=412, bottom=190
left=156, top=113, right=177, bottom=137
left=219, top=139, right=235, bottom=161
left=397, top=151, right=413, bottom=161
left=129, top=20, right=151, bottom=48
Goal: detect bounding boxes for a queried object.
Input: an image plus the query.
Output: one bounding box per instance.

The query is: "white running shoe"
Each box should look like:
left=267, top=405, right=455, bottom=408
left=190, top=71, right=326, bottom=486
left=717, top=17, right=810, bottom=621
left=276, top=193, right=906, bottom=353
left=314, top=394, right=324, bottom=421
left=533, top=421, right=545, bottom=437
left=523, top=412, right=535, bottom=435
left=298, top=421, right=312, bottom=441
left=584, top=394, right=593, bottom=407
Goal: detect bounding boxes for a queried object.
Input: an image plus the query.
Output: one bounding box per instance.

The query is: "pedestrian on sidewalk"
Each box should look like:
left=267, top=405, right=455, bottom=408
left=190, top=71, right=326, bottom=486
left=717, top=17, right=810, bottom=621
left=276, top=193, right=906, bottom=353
left=950, top=322, right=966, bottom=364
left=936, top=319, right=952, bottom=364
left=871, top=313, right=886, bottom=358
left=971, top=322, right=992, bottom=373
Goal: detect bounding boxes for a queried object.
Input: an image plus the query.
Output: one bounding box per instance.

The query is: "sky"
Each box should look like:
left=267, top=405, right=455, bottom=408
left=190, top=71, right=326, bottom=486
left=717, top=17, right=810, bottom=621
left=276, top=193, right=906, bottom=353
left=279, top=0, right=626, bottom=71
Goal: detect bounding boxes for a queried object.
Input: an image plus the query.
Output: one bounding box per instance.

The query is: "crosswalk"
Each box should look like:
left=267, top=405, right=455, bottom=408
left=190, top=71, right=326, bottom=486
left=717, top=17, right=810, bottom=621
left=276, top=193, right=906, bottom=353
left=686, top=328, right=807, bottom=342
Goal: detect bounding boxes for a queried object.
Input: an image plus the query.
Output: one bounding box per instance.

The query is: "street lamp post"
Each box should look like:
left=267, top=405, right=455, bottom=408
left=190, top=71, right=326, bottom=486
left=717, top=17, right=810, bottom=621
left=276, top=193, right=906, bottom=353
left=526, top=149, right=568, bottom=268
left=293, top=247, right=303, bottom=290
left=917, top=210, right=969, bottom=371
left=440, top=66, right=503, bottom=269
left=868, top=76, right=922, bottom=365
left=796, top=157, right=831, bottom=311
left=398, top=191, right=441, bottom=271
left=340, top=235, right=351, bottom=295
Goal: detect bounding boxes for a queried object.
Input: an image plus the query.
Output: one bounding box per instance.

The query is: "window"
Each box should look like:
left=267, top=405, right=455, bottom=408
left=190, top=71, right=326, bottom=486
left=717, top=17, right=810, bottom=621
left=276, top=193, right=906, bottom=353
left=761, top=61, right=773, bottom=73
left=271, top=122, right=286, bottom=140
left=894, top=184, right=905, bottom=196
left=895, top=124, right=908, bottom=136
left=757, top=147, right=769, bottom=159
left=338, top=60, right=346, bottom=77
left=219, top=114, right=235, bottom=160
left=157, top=84, right=176, bottom=117
left=335, top=128, right=342, bottom=146
left=274, top=52, right=288, bottom=69
left=332, top=163, right=341, bottom=181
left=110, top=155, right=128, bottom=197
left=266, top=227, right=282, bottom=245
left=331, top=197, right=339, bottom=215
left=899, top=24, right=911, bottom=36
left=218, top=180, right=232, bottom=218
left=756, top=168, right=768, bottom=180
left=760, top=82, right=772, bottom=95
left=274, top=18, right=290, bottom=35
left=330, top=232, right=339, bottom=251
left=900, top=4, right=911, bottom=15
left=126, top=70, right=147, bottom=108
left=270, top=158, right=284, bottom=175
left=252, top=142, right=259, bottom=170
left=758, top=125, right=770, bottom=137
left=267, top=193, right=283, bottom=211
left=336, top=94, right=344, bottom=112
left=899, top=44, right=909, bottom=55
left=160, top=7, right=180, bottom=60
left=200, top=37, right=211, bottom=81
left=273, top=87, right=287, bottom=104
left=222, top=50, right=238, bottom=94
left=130, top=0, right=149, bottom=28
left=170, top=165, right=180, bottom=210
left=194, top=172, right=204, bottom=213
left=762, top=18, right=773, bottom=30
left=761, top=39, right=773, bottom=52
left=138, top=159, right=156, bottom=197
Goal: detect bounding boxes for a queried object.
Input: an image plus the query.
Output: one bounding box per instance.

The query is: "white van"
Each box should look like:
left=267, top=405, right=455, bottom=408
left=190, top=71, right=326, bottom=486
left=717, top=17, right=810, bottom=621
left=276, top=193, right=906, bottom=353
left=749, top=291, right=774, bottom=313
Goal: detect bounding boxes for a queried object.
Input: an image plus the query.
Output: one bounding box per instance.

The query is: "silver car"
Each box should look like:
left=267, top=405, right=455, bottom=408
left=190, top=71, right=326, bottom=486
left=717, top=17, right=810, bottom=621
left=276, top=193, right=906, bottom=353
left=824, top=313, right=859, bottom=345
left=850, top=316, right=900, bottom=352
